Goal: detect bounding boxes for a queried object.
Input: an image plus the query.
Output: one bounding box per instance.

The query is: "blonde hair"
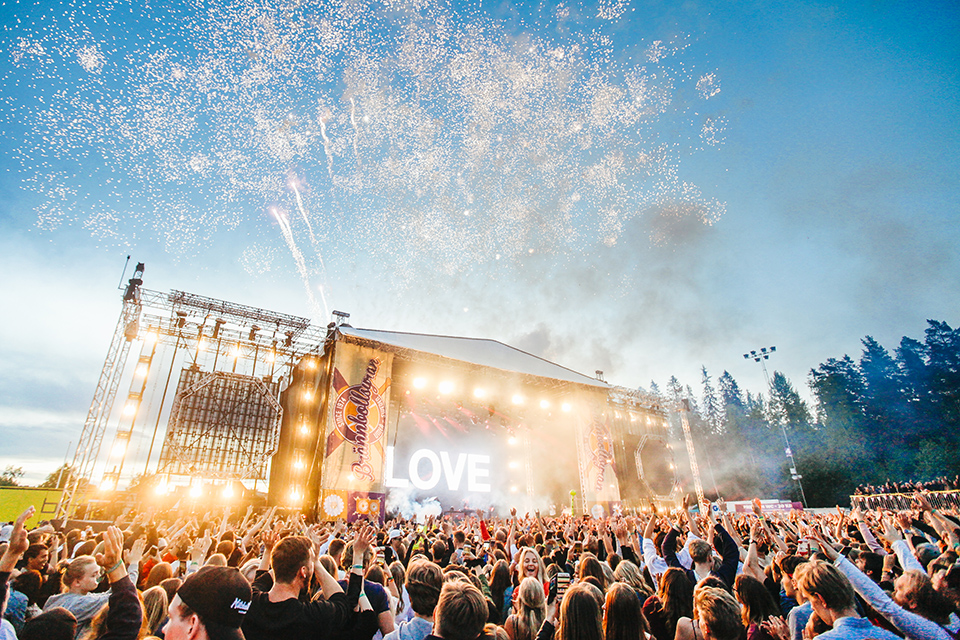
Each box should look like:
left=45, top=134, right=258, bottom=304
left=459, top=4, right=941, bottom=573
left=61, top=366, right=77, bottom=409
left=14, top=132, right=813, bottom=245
left=142, top=585, right=168, bottom=634
left=514, top=577, right=547, bottom=640
left=613, top=560, right=653, bottom=597
left=62, top=556, right=98, bottom=591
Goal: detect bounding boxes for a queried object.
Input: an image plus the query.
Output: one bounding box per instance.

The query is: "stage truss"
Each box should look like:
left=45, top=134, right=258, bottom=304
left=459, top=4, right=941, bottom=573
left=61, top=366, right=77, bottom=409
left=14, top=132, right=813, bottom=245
left=57, top=263, right=327, bottom=517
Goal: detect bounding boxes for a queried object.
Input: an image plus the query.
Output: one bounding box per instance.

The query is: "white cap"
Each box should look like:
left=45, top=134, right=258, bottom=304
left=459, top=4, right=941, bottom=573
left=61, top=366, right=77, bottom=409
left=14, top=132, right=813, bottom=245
left=0, top=525, right=13, bottom=543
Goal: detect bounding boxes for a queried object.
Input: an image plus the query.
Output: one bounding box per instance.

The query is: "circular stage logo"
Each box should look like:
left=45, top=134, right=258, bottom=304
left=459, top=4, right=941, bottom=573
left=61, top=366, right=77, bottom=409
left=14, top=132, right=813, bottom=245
left=333, top=358, right=386, bottom=482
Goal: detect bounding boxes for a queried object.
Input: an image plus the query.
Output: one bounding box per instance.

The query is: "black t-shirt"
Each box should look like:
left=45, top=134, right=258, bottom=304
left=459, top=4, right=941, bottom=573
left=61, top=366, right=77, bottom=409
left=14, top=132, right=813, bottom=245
left=241, top=572, right=361, bottom=640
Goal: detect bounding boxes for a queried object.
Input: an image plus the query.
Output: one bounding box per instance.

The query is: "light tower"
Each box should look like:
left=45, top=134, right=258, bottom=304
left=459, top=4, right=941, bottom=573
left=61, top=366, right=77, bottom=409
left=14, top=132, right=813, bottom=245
left=743, top=346, right=808, bottom=507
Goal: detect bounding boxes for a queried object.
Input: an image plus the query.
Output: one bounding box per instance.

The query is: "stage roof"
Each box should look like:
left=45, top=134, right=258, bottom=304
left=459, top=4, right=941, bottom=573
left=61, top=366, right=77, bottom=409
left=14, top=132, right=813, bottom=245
left=339, top=326, right=608, bottom=388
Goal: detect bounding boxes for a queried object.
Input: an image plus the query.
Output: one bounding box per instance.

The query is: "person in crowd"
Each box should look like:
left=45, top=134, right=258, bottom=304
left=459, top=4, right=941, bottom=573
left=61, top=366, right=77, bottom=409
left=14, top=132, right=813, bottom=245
left=603, top=582, right=652, bottom=640
left=643, top=567, right=694, bottom=640
left=384, top=558, right=443, bottom=640
left=240, top=526, right=373, bottom=640
left=141, top=585, right=168, bottom=636
left=429, top=580, right=489, bottom=640
left=793, top=559, right=903, bottom=640
left=734, top=574, right=780, bottom=640
left=694, top=587, right=744, bottom=640
left=42, top=532, right=142, bottom=639
left=504, top=577, right=546, bottom=640
left=536, top=583, right=604, bottom=640
left=163, top=565, right=251, bottom=640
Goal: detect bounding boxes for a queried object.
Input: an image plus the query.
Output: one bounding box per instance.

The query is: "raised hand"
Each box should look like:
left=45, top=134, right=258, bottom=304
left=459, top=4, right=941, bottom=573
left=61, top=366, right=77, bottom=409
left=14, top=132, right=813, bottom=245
left=125, top=537, right=145, bottom=566
left=96, top=526, right=128, bottom=582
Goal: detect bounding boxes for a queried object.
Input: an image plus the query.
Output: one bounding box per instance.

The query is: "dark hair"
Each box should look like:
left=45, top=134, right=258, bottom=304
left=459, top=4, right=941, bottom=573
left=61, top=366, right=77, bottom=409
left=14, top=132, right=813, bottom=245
left=489, top=560, right=511, bottom=619
left=577, top=555, right=605, bottom=589
left=271, top=536, right=312, bottom=583
left=859, top=552, right=883, bottom=582
left=406, top=559, right=443, bottom=616
left=557, top=583, right=603, bottom=640
left=604, top=582, right=648, bottom=640
left=12, top=569, right=44, bottom=605
left=24, top=543, right=48, bottom=562
left=435, top=581, right=488, bottom=640
left=734, top=575, right=778, bottom=626
left=778, top=555, right=805, bottom=578
left=328, top=538, right=346, bottom=558
left=20, top=607, right=77, bottom=640
left=160, top=577, right=182, bottom=603
left=658, top=568, right=694, bottom=639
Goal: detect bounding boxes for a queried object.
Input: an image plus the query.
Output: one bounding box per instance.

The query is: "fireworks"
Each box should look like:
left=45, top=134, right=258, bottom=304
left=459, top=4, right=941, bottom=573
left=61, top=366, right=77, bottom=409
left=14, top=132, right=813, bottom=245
left=2, top=0, right=726, bottom=298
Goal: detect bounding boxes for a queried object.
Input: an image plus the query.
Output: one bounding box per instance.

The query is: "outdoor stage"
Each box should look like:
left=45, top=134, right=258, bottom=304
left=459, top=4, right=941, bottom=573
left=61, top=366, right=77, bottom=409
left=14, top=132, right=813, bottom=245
left=64, top=267, right=680, bottom=520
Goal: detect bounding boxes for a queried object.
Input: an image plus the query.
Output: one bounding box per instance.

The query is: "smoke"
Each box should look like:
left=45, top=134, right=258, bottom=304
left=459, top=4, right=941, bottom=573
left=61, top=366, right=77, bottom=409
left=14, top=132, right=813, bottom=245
left=385, top=487, right=443, bottom=523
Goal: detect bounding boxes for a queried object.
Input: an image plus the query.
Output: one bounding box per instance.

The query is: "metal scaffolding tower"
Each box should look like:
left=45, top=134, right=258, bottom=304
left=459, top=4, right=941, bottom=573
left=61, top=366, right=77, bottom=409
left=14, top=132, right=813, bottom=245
left=57, top=264, right=145, bottom=519
left=57, top=261, right=326, bottom=518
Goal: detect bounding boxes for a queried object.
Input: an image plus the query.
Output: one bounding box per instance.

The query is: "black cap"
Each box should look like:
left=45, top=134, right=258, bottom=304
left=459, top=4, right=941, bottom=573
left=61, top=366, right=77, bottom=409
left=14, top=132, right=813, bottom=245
left=177, top=566, right=251, bottom=635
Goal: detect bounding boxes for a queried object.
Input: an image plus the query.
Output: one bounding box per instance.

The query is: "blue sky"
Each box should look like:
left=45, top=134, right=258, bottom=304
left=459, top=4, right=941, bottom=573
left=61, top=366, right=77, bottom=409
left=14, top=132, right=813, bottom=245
left=1, top=0, right=958, bottom=486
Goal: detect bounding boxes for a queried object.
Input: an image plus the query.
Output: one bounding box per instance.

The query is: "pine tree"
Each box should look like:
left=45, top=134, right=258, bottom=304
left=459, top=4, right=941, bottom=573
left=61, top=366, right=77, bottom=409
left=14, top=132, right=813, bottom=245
left=767, top=371, right=812, bottom=434
left=718, top=371, right=744, bottom=409
left=701, top=366, right=724, bottom=435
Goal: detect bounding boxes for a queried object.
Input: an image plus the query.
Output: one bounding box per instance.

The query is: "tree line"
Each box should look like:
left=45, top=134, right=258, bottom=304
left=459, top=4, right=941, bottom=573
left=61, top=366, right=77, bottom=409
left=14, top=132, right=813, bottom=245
left=648, top=319, right=960, bottom=507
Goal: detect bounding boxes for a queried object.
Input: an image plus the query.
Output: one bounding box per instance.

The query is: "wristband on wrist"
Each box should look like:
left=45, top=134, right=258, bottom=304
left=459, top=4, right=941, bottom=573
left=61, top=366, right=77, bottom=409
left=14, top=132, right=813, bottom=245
left=106, top=560, right=124, bottom=574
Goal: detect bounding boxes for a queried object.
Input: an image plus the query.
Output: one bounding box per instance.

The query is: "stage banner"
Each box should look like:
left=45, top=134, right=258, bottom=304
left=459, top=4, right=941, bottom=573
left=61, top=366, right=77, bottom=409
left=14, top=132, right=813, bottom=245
left=321, top=342, right=393, bottom=494
left=318, top=488, right=385, bottom=525
left=575, top=394, right=622, bottom=510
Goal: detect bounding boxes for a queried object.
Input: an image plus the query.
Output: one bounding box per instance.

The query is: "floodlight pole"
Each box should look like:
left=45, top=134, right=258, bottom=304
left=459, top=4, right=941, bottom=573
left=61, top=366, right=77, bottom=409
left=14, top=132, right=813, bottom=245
left=743, top=346, right=808, bottom=508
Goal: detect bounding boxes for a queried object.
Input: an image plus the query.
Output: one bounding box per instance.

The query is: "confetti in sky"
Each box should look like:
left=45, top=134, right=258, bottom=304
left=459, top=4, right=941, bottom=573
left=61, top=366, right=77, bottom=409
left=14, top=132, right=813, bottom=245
left=2, top=0, right=726, bottom=304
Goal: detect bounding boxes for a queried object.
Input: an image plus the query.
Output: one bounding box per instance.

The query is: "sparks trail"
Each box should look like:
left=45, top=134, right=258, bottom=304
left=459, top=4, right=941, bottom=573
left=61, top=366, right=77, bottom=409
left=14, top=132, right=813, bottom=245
left=271, top=207, right=327, bottom=319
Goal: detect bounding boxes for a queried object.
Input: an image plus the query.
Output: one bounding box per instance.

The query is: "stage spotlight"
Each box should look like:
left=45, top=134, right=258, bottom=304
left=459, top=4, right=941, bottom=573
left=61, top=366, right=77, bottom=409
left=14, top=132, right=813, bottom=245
left=510, top=486, right=518, bottom=493
left=189, top=485, right=202, bottom=498
left=232, top=344, right=241, bottom=358
left=413, top=377, right=427, bottom=389
left=100, top=479, right=116, bottom=492
left=294, top=457, right=304, bottom=469
left=289, top=489, right=301, bottom=502
left=561, top=403, right=572, bottom=412
left=222, top=485, right=234, bottom=498
left=302, top=389, right=314, bottom=401
left=135, top=364, right=148, bottom=378
left=511, top=394, right=524, bottom=405
left=473, top=387, right=486, bottom=398
left=143, top=331, right=158, bottom=345
left=154, top=481, right=167, bottom=495
left=305, top=358, right=317, bottom=370
left=197, top=339, right=208, bottom=352
left=111, top=442, right=127, bottom=458
left=508, top=436, right=517, bottom=445
left=509, top=461, right=520, bottom=469
left=267, top=351, right=276, bottom=363
left=539, top=399, right=550, bottom=409
left=299, top=423, right=310, bottom=436
left=438, top=381, right=454, bottom=394
left=123, top=402, right=136, bottom=417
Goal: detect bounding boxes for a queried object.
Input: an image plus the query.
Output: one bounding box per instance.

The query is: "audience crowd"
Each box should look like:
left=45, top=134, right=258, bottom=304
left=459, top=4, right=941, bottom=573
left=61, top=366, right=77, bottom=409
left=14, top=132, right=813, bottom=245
left=854, top=478, right=960, bottom=496
left=2, top=491, right=960, bottom=640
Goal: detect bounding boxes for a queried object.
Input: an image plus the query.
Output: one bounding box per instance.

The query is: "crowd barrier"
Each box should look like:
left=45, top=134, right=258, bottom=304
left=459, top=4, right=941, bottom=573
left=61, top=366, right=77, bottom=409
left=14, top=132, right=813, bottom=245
left=850, top=490, right=960, bottom=511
